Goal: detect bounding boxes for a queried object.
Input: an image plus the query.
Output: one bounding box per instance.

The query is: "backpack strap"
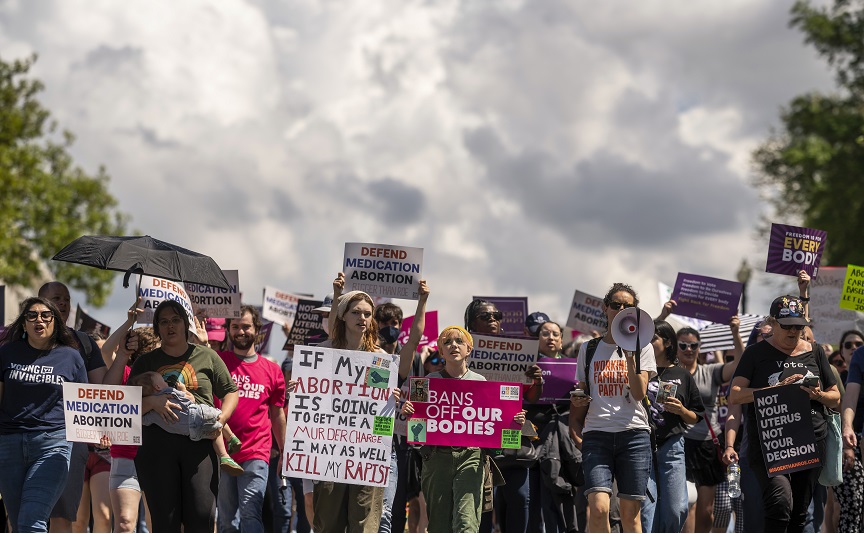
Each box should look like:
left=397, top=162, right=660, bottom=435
left=582, top=337, right=602, bottom=395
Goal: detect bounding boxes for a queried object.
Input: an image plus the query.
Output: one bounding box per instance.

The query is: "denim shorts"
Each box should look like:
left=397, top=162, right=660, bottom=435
left=109, top=457, right=140, bottom=492
left=582, top=429, right=652, bottom=501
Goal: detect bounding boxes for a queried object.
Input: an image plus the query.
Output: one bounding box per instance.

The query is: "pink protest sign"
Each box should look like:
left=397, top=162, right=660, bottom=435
left=398, top=311, right=439, bottom=350
left=406, top=377, right=523, bottom=449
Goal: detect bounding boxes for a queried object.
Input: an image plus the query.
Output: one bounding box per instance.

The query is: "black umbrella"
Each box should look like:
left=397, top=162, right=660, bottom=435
left=52, top=235, right=231, bottom=289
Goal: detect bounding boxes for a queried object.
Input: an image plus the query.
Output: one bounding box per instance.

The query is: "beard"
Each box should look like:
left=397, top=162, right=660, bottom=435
left=232, top=334, right=255, bottom=351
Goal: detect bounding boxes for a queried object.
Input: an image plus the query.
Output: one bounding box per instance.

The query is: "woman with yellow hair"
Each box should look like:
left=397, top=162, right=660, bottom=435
left=402, top=326, right=526, bottom=532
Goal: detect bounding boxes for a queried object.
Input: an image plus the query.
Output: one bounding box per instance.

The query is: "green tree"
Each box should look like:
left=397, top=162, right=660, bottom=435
left=0, top=55, right=130, bottom=306
left=754, top=0, right=864, bottom=267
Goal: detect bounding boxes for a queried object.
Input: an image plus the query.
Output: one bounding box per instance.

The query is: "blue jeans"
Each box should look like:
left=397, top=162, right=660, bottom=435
left=641, top=435, right=687, bottom=533
left=582, top=429, right=651, bottom=501
left=217, top=459, right=269, bottom=532
left=494, top=466, right=531, bottom=532
left=378, top=448, right=398, bottom=533
left=0, top=429, right=72, bottom=532
left=267, top=458, right=292, bottom=533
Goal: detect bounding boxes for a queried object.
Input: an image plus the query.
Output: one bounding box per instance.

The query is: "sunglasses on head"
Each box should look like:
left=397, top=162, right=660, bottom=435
left=607, top=301, right=634, bottom=311
left=844, top=340, right=864, bottom=350
left=477, top=311, right=503, bottom=322
left=678, top=342, right=699, bottom=351
left=778, top=324, right=805, bottom=331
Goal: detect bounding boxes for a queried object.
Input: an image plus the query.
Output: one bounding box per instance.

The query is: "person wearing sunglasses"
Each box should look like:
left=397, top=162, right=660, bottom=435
left=669, top=317, right=743, bottom=533
left=464, top=299, right=542, bottom=532
left=0, top=297, right=88, bottom=532
left=570, top=283, right=657, bottom=533
left=835, top=330, right=864, bottom=532
left=730, top=295, right=840, bottom=532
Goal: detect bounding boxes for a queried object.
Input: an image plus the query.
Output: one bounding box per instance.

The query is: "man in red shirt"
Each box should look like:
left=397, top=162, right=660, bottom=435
left=217, top=305, right=287, bottom=532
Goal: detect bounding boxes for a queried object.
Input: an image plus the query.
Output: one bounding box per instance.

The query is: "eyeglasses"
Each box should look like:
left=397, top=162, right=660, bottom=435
left=830, top=359, right=846, bottom=368
left=428, top=356, right=444, bottom=365
left=843, top=341, right=864, bottom=350
left=442, top=338, right=467, bottom=347
left=157, top=317, right=185, bottom=328
left=778, top=324, right=805, bottom=331
left=678, top=342, right=699, bottom=351
left=25, top=311, right=54, bottom=322
left=607, top=301, right=634, bottom=311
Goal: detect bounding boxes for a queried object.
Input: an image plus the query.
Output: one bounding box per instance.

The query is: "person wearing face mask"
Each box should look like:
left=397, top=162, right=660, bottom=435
left=369, top=295, right=430, bottom=534
left=730, top=296, right=840, bottom=532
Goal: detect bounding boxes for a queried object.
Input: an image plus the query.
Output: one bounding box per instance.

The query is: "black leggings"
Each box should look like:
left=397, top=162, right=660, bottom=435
left=749, top=439, right=824, bottom=533
left=135, top=426, right=218, bottom=532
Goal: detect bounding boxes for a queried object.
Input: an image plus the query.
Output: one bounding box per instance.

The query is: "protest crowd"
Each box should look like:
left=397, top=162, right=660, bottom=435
left=0, top=232, right=863, bottom=534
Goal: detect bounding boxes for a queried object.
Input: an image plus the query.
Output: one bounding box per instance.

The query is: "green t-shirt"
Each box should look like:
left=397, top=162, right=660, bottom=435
left=129, top=344, right=237, bottom=407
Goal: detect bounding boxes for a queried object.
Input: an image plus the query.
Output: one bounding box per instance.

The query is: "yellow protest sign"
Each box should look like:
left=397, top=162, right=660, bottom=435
left=840, top=264, right=864, bottom=312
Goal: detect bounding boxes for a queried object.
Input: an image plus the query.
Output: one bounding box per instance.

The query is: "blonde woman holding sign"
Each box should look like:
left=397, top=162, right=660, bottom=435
left=729, top=295, right=840, bottom=532
left=401, top=326, right=527, bottom=533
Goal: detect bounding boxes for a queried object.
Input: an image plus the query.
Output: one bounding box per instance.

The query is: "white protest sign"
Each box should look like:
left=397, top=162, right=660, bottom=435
left=137, top=276, right=196, bottom=331
left=187, top=270, right=241, bottom=319
left=63, top=383, right=143, bottom=445
left=469, top=334, right=539, bottom=383
left=262, top=286, right=301, bottom=326
left=283, top=346, right=398, bottom=487
left=343, top=242, right=423, bottom=300
left=811, top=266, right=864, bottom=346
left=566, top=290, right=606, bottom=333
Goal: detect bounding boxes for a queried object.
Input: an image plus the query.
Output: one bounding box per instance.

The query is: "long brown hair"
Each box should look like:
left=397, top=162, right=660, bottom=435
left=330, top=293, right=380, bottom=352
left=0, top=297, right=77, bottom=349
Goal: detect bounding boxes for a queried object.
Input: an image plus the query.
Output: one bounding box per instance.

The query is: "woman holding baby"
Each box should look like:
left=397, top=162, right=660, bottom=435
left=128, top=300, right=238, bottom=532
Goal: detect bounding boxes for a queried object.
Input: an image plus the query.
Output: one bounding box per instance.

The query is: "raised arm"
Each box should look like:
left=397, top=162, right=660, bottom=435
left=722, top=316, right=744, bottom=382
left=399, top=280, right=429, bottom=380
left=656, top=300, right=676, bottom=321
left=798, top=270, right=811, bottom=321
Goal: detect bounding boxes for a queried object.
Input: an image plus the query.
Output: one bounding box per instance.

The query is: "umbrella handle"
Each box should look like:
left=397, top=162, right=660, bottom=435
left=123, top=265, right=144, bottom=288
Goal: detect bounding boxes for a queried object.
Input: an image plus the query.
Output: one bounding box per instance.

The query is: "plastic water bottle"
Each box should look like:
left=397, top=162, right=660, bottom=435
left=727, top=462, right=741, bottom=498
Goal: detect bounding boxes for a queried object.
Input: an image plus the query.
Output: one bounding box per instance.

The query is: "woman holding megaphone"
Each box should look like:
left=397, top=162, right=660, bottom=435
left=569, top=283, right=657, bottom=533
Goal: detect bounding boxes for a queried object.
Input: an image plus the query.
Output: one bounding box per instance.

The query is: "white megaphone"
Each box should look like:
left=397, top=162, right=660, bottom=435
left=610, top=307, right=654, bottom=352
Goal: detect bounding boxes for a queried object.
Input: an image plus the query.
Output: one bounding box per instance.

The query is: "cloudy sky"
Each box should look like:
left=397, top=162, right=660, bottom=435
left=0, top=0, right=838, bottom=350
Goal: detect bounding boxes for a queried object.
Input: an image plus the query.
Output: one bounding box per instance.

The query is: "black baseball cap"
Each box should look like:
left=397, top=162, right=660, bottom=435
left=769, top=296, right=811, bottom=327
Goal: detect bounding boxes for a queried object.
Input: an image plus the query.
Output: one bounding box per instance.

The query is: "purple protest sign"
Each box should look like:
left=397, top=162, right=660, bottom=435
left=670, top=273, right=743, bottom=324
left=406, top=377, right=523, bottom=448
left=536, top=357, right=579, bottom=404
left=766, top=223, right=827, bottom=279
left=473, top=296, right=528, bottom=335
left=398, top=311, right=439, bottom=350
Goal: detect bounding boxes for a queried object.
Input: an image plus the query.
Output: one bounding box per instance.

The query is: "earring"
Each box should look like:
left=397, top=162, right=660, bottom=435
left=22, top=331, right=26, bottom=339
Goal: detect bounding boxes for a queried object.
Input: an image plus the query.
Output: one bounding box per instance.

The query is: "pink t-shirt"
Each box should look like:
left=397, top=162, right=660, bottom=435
left=111, top=366, right=138, bottom=460
left=217, top=351, right=286, bottom=463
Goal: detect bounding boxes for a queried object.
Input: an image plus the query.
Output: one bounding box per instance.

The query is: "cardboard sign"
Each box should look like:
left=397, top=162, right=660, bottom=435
left=262, top=286, right=301, bottom=326
left=469, top=334, right=539, bottom=383
left=282, top=299, right=325, bottom=352
left=566, top=290, right=606, bottom=333
left=840, top=264, right=864, bottom=312
left=137, top=276, right=196, bottom=330
left=398, top=311, right=439, bottom=350
left=406, top=377, right=523, bottom=448
left=766, top=223, right=827, bottom=278
left=670, top=273, right=743, bottom=324
left=753, top=385, right=820, bottom=477
left=63, top=383, right=143, bottom=445
left=536, top=357, right=579, bottom=404
left=473, top=296, right=529, bottom=335
left=283, top=346, right=398, bottom=487
left=187, top=270, right=241, bottom=319
left=74, top=305, right=111, bottom=339
left=811, top=267, right=864, bottom=345
left=343, top=242, right=423, bottom=300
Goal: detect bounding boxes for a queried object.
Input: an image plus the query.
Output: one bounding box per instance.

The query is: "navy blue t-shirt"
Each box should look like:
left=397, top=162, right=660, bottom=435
left=0, top=340, right=88, bottom=433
